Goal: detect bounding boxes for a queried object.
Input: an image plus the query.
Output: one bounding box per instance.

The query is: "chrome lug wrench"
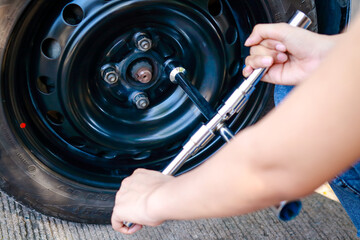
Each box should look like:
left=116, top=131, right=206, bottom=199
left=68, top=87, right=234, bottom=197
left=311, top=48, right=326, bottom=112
left=124, top=10, right=311, bottom=228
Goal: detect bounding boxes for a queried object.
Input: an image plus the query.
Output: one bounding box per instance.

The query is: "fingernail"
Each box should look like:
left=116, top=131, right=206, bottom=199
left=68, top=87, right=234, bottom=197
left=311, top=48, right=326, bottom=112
left=129, top=224, right=142, bottom=234
left=262, top=57, right=273, bottom=66
left=277, top=53, right=288, bottom=62
left=244, top=38, right=251, bottom=46
left=243, top=66, right=251, bottom=76
left=276, top=44, right=286, bottom=52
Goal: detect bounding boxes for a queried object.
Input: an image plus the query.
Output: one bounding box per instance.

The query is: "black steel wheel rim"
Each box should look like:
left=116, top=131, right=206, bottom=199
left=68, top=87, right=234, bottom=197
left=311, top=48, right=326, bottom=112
left=2, top=0, right=272, bottom=189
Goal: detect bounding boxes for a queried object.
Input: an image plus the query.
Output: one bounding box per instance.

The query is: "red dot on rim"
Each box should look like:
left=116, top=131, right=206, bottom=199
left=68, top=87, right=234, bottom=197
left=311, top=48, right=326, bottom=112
left=20, top=123, right=26, bottom=129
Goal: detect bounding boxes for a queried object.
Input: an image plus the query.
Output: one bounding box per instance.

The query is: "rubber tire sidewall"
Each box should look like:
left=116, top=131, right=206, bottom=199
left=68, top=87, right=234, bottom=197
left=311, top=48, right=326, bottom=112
left=0, top=0, right=116, bottom=224
left=265, top=0, right=318, bottom=31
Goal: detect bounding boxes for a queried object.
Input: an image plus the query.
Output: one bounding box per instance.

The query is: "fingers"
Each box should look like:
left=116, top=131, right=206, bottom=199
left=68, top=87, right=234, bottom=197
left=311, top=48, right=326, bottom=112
left=245, top=51, right=288, bottom=68
left=243, top=24, right=294, bottom=78
left=245, top=23, right=289, bottom=47
left=111, top=205, right=143, bottom=234
left=116, top=169, right=149, bottom=193
left=257, top=39, right=287, bottom=52
left=243, top=45, right=288, bottom=78
left=245, top=55, right=273, bottom=70
left=111, top=217, right=143, bottom=234
left=123, top=224, right=143, bottom=234
left=111, top=168, right=169, bottom=234
left=243, top=54, right=288, bottom=78
left=116, top=224, right=143, bottom=235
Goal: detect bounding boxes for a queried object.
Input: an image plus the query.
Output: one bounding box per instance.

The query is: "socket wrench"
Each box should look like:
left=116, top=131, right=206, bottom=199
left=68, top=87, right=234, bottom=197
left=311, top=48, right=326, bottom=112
left=124, top=10, right=312, bottom=228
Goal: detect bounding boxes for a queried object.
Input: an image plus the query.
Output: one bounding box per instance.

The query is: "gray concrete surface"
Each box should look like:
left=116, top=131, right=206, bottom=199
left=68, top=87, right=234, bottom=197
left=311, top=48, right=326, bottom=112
left=0, top=190, right=357, bottom=240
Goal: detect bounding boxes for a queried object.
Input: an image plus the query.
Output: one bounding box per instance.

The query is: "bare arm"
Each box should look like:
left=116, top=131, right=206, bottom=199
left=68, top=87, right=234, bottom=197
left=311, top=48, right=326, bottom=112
left=112, top=18, right=360, bottom=234
left=148, top=19, right=360, bottom=220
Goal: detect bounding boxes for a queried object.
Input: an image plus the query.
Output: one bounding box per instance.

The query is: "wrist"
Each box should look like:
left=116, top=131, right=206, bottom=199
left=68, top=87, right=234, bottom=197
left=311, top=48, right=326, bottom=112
left=145, top=176, right=174, bottom=223
left=319, top=34, right=343, bottom=59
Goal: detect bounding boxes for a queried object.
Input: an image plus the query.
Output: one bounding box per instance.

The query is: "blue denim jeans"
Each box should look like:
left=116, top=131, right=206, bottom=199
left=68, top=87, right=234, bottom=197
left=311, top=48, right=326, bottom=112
left=275, top=85, right=360, bottom=236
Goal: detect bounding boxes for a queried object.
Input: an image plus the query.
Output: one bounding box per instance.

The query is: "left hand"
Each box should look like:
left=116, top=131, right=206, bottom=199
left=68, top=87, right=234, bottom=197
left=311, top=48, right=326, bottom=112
left=243, top=23, right=339, bottom=85
left=111, top=168, right=174, bottom=234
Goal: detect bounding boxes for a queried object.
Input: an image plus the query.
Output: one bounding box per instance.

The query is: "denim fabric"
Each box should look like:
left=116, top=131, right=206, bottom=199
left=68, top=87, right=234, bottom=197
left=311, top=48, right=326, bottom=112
left=275, top=85, right=360, bottom=236
left=330, top=164, right=360, bottom=237
left=274, top=85, right=295, bottom=106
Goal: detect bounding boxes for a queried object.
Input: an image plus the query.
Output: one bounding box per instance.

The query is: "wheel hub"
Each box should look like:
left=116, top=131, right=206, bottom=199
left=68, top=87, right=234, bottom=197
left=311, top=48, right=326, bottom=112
left=131, top=61, right=153, bottom=84
left=60, top=1, right=229, bottom=151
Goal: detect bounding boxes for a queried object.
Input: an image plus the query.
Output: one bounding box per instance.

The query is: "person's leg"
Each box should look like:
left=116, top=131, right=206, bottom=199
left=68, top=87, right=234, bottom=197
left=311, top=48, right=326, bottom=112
left=274, top=85, right=294, bottom=106
left=275, top=84, right=360, bottom=236
left=330, top=163, right=360, bottom=237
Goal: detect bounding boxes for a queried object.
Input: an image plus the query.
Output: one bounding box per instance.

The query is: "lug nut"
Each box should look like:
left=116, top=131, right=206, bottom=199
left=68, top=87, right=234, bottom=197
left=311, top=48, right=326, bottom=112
left=101, top=65, right=119, bottom=85
left=139, top=39, right=151, bottom=51
left=104, top=71, right=118, bottom=84
left=133, top=93, right=150, bottom=110
left=135, top=33, right=152, bottom=52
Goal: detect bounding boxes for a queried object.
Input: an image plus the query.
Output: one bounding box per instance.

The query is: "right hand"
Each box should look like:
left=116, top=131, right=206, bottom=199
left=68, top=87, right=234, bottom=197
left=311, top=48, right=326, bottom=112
left=243, top=23, right=340, bottom=85
left=111, top=169, right=173, bottom=234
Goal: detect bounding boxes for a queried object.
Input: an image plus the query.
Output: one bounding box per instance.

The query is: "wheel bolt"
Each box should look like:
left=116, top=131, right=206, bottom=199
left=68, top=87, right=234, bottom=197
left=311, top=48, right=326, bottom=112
left=135, top=33, right=152, bottom=52
left=105, top=72, right=118, bottom=84
left=133, top=93, right=150, bottom=110
left=101, top=66, right=119, bottom=85
left=140, top=40, right=151, bottom=50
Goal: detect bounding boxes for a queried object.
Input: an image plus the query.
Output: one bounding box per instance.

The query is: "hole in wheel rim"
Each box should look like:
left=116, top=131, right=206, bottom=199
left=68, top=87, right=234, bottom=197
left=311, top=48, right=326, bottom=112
left=226, top=26, right=238, bottom=45
left=41, top=38, right=61, bottom=59
left=62, top=3, right=84, bottom=26
left=36, top=76, right=55, bottom=94
left=68, top=136, right=87, bottom=148
left=46, top=111, right=64, bottom=125
left=208, top=0, right=222, bottom=17
left=229, top=61, right=240, bottom=77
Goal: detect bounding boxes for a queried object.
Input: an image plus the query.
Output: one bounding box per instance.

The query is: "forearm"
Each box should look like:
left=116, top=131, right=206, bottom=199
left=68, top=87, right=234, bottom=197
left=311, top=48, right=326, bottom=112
left=147, top=18, right=360, bottom=222
left=148, top=133, right=279, bottom=221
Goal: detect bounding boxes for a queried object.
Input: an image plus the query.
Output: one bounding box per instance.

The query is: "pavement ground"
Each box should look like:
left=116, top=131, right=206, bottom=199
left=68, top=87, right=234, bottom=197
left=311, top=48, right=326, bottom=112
left=0, top=189, right=357, bottom=240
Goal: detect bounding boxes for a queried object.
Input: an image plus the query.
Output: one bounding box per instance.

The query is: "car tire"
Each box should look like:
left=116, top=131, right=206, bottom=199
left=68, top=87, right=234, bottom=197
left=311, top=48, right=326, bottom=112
left=0, top=0, right=317, bottom=223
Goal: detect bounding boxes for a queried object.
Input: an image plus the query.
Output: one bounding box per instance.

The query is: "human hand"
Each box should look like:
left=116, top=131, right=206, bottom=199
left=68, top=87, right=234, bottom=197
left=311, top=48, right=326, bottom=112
left=111, top=169, right=174, bottom=234
left=243, top=23, right=339, bottom=85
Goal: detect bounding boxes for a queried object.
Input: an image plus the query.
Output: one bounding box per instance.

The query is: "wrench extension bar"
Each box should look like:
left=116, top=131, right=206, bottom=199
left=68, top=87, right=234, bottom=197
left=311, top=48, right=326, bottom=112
left=162, top=10, right=311, bottom=175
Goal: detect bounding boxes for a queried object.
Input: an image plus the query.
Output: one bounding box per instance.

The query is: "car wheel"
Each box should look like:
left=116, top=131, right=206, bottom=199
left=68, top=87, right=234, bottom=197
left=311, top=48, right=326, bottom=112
left=0, top=0, right=317, bottom=223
